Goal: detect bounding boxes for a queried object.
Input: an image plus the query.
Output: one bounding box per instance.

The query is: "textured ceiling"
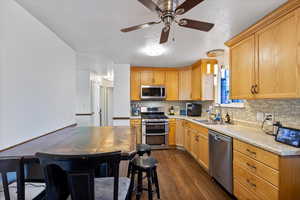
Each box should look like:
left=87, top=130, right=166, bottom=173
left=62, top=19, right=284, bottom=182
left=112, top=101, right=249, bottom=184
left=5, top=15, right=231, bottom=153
left=16, top=0, right=286, bottom=67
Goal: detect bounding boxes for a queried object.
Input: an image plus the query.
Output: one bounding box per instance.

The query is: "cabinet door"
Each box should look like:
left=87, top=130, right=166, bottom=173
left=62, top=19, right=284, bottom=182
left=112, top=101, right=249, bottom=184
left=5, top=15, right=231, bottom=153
left=198, top=136, right=209, bottom=170
left=176, top=120, right=184, bottom=146
left=153, top=71, right=165, bottom=85
left=185, top=129, right=192, bottom=152
left=179, top=68, right=192, bottom=100
left=168, top=123, right=176, bottom=145
left=255, top=10, right=298, bottom=99
left=192, top=64, right=202, bottom=100
left=166, top=71, right=179, bottom=100
left=130, top=70, right=141, bottom=100
left=230, top=35, right=255, bottom=99
left=190, top=131, right=197, bottom=158
left=140, top=71, right=153, bottom=85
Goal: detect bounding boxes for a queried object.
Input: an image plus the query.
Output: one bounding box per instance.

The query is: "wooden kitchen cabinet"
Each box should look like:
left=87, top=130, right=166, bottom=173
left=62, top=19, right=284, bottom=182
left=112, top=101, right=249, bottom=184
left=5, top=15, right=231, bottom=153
left=140, top=71, right=154, bottom=85
left=140, top=70, right=165, bottom=85
left=191, top=59, right=217, bottom=101
left=130, top=119, right=142, bottom=144
left=255, top=10, right=299, bottom=99
left=165, top=71, right=179, bottom=100
left=179, top=67, right=192, bottom=100
left=191, top=63, right=202, bottom=100
left=230, top=35, right=256, bottom=100
left=226, top=2, right=300, bottom=100
left=197, top=134, right=209, bottom=170
left=168, top=119, right=176, bottom=146
left=130, top=70, right=141, bottom=100
left=153, top=71, right=165, bottom=85
left=175, top=119, right=185, bottom=147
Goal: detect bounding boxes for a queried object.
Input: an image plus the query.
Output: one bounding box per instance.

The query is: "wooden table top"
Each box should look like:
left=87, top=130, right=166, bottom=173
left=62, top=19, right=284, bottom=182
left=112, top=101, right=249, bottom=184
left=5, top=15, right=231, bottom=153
left=0, top=126, right=137, bottom=160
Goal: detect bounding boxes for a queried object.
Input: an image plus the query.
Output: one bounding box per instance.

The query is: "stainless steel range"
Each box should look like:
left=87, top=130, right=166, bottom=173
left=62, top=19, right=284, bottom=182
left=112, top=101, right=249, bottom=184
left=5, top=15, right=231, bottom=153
left=141, top=107, right=169, bottom=148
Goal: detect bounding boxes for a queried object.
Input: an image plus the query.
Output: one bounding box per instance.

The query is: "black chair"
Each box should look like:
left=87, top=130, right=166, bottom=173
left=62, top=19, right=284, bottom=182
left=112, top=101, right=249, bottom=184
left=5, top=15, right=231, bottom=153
left=128, top=156, right=160, bottom=200
left=127, top=144, right=151, bottom=177
left=36, top=151, right=130, bottom=200
left=136, top=144, right=151, bottom=157
left=0, top=157, right=25, bottom=200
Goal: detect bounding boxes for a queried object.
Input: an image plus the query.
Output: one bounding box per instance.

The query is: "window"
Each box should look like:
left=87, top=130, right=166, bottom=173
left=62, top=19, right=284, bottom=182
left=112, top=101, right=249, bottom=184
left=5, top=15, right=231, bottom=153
left=215, top=64, right=244, bottom=108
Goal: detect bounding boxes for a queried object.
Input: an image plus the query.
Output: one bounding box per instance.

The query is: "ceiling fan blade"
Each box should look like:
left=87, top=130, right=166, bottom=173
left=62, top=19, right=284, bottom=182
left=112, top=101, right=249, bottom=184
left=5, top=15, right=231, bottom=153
left=138, top=0, right=162, bottom=13
left=175, top=0, right=204, bottom=15
left=178, top=18, right=214, bottom=31
left=121, top=21, right=160, bottom=32
left=160, top=26, right=170, bottom=44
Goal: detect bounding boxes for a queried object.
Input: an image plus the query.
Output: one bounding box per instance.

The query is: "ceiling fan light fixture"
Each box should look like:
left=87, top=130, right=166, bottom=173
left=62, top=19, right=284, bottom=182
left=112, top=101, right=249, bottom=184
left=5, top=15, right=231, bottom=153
left=141, top=44, right=167, bottom=56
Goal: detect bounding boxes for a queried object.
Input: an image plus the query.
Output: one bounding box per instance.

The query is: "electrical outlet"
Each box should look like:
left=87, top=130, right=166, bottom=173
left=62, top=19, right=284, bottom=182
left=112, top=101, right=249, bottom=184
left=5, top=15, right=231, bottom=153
left=265, top=113, right=274, bottom=125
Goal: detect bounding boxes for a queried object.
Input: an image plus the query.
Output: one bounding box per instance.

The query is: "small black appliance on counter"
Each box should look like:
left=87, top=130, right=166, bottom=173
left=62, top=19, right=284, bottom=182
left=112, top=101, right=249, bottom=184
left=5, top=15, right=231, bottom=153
left=186, top=103, right=202, bottom=117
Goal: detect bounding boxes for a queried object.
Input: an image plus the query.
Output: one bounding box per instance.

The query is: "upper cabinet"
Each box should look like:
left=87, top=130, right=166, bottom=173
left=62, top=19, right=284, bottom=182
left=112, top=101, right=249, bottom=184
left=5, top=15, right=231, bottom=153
left=179, top=67, right=192, bottom=100
left=130, top=61, right=217, bottom=101
left=255, top=10, right=298, bottom=99
left=140, top=70, right=165, bottom=86
left=230, top=35, right=256, bottom=100
left=191, top=60, right=216, bottom=101
left=226, top=2, right=300, bottom=100
left=153, top=71, right=166, bottom=85
left=130, top=70, right=141, bottom=101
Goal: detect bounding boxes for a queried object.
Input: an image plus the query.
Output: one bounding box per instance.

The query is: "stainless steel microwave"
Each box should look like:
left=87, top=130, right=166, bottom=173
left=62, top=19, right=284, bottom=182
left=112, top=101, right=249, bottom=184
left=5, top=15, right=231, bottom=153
left=141, top=85, right=166, bottom=100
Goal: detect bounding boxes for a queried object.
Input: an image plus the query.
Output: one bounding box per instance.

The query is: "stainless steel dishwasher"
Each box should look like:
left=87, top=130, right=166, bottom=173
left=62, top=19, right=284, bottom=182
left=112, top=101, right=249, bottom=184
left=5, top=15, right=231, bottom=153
left=209, top=130, right=233, bottom=194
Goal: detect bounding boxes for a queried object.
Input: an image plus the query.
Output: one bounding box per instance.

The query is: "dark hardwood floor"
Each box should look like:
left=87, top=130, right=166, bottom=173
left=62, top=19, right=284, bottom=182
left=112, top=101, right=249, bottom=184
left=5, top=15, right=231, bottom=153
left=121, top=149, right=233, bottom=200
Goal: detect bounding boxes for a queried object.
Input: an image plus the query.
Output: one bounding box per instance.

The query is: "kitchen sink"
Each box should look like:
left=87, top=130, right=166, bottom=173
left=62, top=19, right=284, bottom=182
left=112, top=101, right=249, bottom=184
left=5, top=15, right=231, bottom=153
left=193, top=119, right=224, bottom=125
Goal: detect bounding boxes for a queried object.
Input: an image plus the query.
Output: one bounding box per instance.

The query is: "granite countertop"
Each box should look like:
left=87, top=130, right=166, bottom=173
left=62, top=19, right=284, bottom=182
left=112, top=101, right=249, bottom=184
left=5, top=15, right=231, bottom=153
left=130, top=115, right=300, bottom=156
left=169, top=115, right=300, bottom=156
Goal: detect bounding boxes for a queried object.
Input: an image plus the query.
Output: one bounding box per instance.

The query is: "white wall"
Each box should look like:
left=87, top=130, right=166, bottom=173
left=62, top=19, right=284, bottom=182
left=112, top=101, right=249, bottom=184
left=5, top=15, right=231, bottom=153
left=76, top=70, right=92, bottom=114
left=0, top=0, right=76, bottom=150
left=113, top=64, right=130, bottom=126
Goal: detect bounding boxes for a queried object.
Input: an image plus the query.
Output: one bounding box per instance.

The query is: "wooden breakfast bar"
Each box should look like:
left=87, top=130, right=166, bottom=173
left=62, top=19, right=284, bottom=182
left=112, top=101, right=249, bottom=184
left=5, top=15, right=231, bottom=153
left=0, top=126, right=137, bottom=199
left=0, top=126, right=137, bottom=160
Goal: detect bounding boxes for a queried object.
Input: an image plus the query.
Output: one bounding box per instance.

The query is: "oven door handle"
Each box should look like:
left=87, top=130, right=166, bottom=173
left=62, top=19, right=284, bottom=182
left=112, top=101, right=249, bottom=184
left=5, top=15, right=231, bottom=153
left=144, top=123, right=168, bottom=126
left=145, top=133, right=169, bottom=136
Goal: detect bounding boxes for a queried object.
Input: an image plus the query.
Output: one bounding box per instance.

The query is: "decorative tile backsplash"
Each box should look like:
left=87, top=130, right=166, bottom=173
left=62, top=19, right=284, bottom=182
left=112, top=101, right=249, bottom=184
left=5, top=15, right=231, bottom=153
left=132, top=99, right=300, bottom=128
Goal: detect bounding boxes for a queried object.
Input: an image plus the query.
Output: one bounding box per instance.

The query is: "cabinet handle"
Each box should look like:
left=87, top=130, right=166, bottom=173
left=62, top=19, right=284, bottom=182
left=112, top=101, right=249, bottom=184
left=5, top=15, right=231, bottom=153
left=246, top=162, right=257, bottom=170
left=251, top=85, right=255, bottom=94
left=246, top=149, right=257, bottom=156
left=254, top=84, right=259, bottom=94
left=246, top=179, right=257, bottom=188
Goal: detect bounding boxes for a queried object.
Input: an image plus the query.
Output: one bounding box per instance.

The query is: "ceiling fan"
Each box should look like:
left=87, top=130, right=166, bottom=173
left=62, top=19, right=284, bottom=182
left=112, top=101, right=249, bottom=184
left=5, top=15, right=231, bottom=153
left=121, top=0, right=214, bottom=44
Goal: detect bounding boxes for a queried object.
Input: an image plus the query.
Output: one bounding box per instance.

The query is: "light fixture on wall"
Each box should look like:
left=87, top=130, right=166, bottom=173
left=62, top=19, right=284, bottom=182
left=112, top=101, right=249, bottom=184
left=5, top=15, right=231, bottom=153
left=141, top=44, right=167, bottom=56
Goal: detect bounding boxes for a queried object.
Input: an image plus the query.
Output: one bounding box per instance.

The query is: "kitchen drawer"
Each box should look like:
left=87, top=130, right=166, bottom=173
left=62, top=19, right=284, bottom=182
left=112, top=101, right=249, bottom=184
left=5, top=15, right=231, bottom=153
left=233, top=164, right=279, bottom=200
left=233, top=139, right=279, bottom=170
left=234, top=179, right=261, bottom=200
left=234, top=150, right=279, bottom=187
left=185, top=121, right=208, bottom=138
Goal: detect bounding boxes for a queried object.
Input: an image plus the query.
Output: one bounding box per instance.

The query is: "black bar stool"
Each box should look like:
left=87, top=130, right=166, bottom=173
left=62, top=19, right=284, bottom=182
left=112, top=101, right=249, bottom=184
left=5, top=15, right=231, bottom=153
left=128, top=156, right=160, bottom=200
left=0, top=157, right=25, bottom=200
left=36, top=151, right=130, bottom=200
left=127, top=144, right=152, bottom=178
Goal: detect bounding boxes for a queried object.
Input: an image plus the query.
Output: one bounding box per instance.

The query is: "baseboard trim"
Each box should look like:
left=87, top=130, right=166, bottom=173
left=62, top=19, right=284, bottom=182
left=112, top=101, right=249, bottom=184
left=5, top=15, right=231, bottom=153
left=0, top=123, right=77, bottom=152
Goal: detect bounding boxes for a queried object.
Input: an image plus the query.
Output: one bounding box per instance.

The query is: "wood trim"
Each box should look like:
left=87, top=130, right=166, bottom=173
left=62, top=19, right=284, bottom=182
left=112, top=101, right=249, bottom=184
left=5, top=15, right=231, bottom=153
left=225, top=0, right=300, bottom=47
left=0, top=123, right=77, bottom=152
left=75, top=112, right=94, bottom=116
left=113, top=117, right=130, bottom=120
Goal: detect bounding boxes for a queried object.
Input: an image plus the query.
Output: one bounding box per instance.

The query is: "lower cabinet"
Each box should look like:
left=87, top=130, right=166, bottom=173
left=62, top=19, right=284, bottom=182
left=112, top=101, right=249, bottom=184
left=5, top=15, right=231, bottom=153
left=175, top=119, right=185, bottom=147
left=130, top=119, right=141, bottom=144
left=181, top=120, right=210, bottom=171
left=168, top=119, right=176, bottom=145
